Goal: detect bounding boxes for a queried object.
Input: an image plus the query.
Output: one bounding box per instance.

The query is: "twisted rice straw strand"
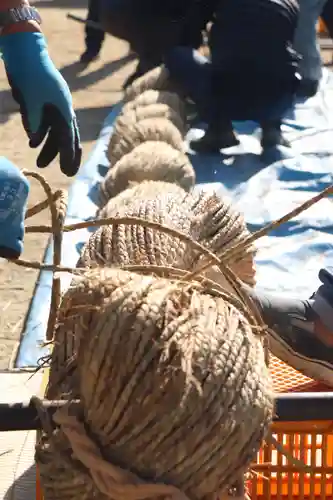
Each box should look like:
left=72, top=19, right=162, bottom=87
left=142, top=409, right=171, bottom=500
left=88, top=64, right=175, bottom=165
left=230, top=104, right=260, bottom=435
left=22, top=171, right=67, bottom=340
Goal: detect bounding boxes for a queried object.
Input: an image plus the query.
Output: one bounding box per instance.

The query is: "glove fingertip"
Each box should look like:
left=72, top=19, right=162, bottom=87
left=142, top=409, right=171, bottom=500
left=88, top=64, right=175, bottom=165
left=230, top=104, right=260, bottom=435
left=29, top=136, right=42, bottom=149
left=36, top=156, right=49, bottom=169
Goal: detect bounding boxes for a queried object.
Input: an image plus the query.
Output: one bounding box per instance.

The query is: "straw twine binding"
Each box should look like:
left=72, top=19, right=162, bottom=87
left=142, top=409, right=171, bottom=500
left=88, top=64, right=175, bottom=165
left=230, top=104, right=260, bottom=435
left=12, top=172, right=333, bottom=500
left=99, top=142, right=195, bottom=208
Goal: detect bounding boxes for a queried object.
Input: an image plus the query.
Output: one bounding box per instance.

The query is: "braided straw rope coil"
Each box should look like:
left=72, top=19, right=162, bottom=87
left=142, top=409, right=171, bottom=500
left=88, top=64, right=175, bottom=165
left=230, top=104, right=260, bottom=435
left=82, top=181, right=196, bottom=269
left=113, top=104, right=187, bottom=137
left=36, top=267, right=274, bottom=500
left=190, top=193, right=256, bottom=286
left=121, top=90, right=186, bottom=122
left=94, top=183, right=256, bottom=287
left=99, top=142, right=195, bottom=208
left=108, top=117, right=185, bottom=166
left=123, top=66, right=173, bottom=103
left=49, top=181, right=195, bottom=396
left=20, top=171, right=333, bottom=498
left=47, top=183, right=256, bottom=396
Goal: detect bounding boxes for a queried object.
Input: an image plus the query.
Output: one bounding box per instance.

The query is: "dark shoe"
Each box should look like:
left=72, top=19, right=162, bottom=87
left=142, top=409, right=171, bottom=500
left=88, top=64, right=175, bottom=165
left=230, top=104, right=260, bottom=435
left=79, top=48, right=100, bottom=64
left=261, top=123, right=290, bottom=150
left=190, top=128, right=240, bottom=153
left=242, top=282, right=333, bottom=387
left=296, top=79, right=319, bottom=98
left=268, top=317, right=333, bottom=387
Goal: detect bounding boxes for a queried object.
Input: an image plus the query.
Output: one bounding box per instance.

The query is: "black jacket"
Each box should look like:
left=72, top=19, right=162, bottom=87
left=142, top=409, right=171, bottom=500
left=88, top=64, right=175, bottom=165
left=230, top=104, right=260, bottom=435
left=180, top=0, right=300, bottom=77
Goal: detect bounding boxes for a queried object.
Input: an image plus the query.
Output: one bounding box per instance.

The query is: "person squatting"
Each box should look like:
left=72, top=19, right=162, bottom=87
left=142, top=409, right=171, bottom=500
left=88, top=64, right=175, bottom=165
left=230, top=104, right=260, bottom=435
left=98, top=0, right=301, bottom=153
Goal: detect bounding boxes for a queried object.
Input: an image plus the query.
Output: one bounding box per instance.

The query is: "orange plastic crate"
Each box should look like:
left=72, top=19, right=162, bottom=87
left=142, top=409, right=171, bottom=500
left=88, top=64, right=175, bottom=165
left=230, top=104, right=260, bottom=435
left=36, top=356, right=333, bottom=500
left=249, top=420, right=333, bottom=499
left=318, top=18, right=328, bottom=35
left=248, top=356, right=333, bottom=499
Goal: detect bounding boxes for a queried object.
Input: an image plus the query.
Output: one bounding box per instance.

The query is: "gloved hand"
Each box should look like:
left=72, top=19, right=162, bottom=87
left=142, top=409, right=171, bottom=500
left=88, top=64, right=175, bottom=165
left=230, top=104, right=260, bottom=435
left=0, top=32, right=82, bottom=177
left=0, top=157, right=30, bottom=259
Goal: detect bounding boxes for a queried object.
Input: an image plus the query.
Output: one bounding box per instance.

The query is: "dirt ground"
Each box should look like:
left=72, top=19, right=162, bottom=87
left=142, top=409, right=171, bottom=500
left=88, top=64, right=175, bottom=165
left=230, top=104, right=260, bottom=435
left=0, top=4, right=332, bottom=370
left=0, top=0, right=137, bottom=369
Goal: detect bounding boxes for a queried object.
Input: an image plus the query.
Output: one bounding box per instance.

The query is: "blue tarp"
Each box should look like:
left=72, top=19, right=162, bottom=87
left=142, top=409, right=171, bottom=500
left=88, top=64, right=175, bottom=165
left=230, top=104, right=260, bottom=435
left=16, top=69, right=333, bottom=368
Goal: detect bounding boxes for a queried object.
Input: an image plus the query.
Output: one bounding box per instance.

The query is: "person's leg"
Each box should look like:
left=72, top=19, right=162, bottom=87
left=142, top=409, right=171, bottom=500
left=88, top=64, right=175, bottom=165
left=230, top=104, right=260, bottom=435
left=0, top=157, right=29, bottom=259
left=293, top=0, right=328, bottom=97
left=258, top=79, right=299, bottom=151
left=241, top=267, right=333, bottom=386
left=260, top=120, right=291, bottom=149
left=80, top=0, right=105, bottom=64
left=164, top=46, right=212, bottom=106
left=165, top=47, right=239, bottom=152
left=190, top=119, right=239, bottom=152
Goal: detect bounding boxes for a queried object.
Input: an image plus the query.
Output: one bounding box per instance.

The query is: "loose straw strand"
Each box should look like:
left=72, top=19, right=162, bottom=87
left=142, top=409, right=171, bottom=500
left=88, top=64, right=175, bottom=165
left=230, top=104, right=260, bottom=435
left=23, top=171, right=67, bottom=340
left=25, top=190, right=63, bottom=220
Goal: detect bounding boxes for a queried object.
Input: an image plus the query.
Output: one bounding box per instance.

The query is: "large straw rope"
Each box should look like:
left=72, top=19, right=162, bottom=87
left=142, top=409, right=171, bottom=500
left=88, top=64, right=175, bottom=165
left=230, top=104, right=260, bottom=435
left=82, top=181, right=195, bottom=268
left=123, top=66, right=173, bottom=103
left=37, top=265, right=273, bottom=500
left=99, top=142, right=195, bottom=207
left=49, top=169, right=255, bottom=400
left=12, top=63, right=333, bottom=497
left=8, top=170, right=331, bottom=500
left=121, top=90, right=186, bottom=122
left=113, top=104, right=187, bottom=136
left=108, top=117, right=185, bottom=166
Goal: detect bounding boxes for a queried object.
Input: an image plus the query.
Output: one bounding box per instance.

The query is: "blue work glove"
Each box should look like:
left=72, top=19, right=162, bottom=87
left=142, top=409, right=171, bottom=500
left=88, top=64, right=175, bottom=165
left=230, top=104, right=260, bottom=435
left=0, top=157, right=29, bottom=259
left=0, top=32, right=82, bottom=177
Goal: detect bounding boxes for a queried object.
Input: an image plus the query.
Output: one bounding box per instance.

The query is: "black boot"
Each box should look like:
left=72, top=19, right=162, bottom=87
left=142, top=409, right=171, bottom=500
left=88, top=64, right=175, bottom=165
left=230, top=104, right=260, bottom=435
left=80, top=46, right=101, bottom=64
left=261, top=120, right=290, bottom=150
left=190, top=121, right=240, bottom=153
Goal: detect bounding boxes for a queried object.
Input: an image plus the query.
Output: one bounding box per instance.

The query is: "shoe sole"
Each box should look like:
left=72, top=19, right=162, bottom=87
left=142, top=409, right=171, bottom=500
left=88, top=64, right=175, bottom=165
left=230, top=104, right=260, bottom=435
left=268, top=328, right=333, bottom=388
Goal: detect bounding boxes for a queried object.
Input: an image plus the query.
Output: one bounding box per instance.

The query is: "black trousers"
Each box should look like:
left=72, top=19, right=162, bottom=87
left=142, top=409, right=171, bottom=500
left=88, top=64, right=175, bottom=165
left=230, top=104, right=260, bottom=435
left=99, top=0, right=204, bottom=66
left=85, top=0, right=105, bottom=52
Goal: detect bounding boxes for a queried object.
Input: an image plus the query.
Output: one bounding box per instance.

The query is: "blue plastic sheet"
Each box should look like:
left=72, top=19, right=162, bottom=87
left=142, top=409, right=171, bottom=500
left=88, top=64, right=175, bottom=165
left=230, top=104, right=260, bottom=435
left=16, top=70, right=333, bottom=368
